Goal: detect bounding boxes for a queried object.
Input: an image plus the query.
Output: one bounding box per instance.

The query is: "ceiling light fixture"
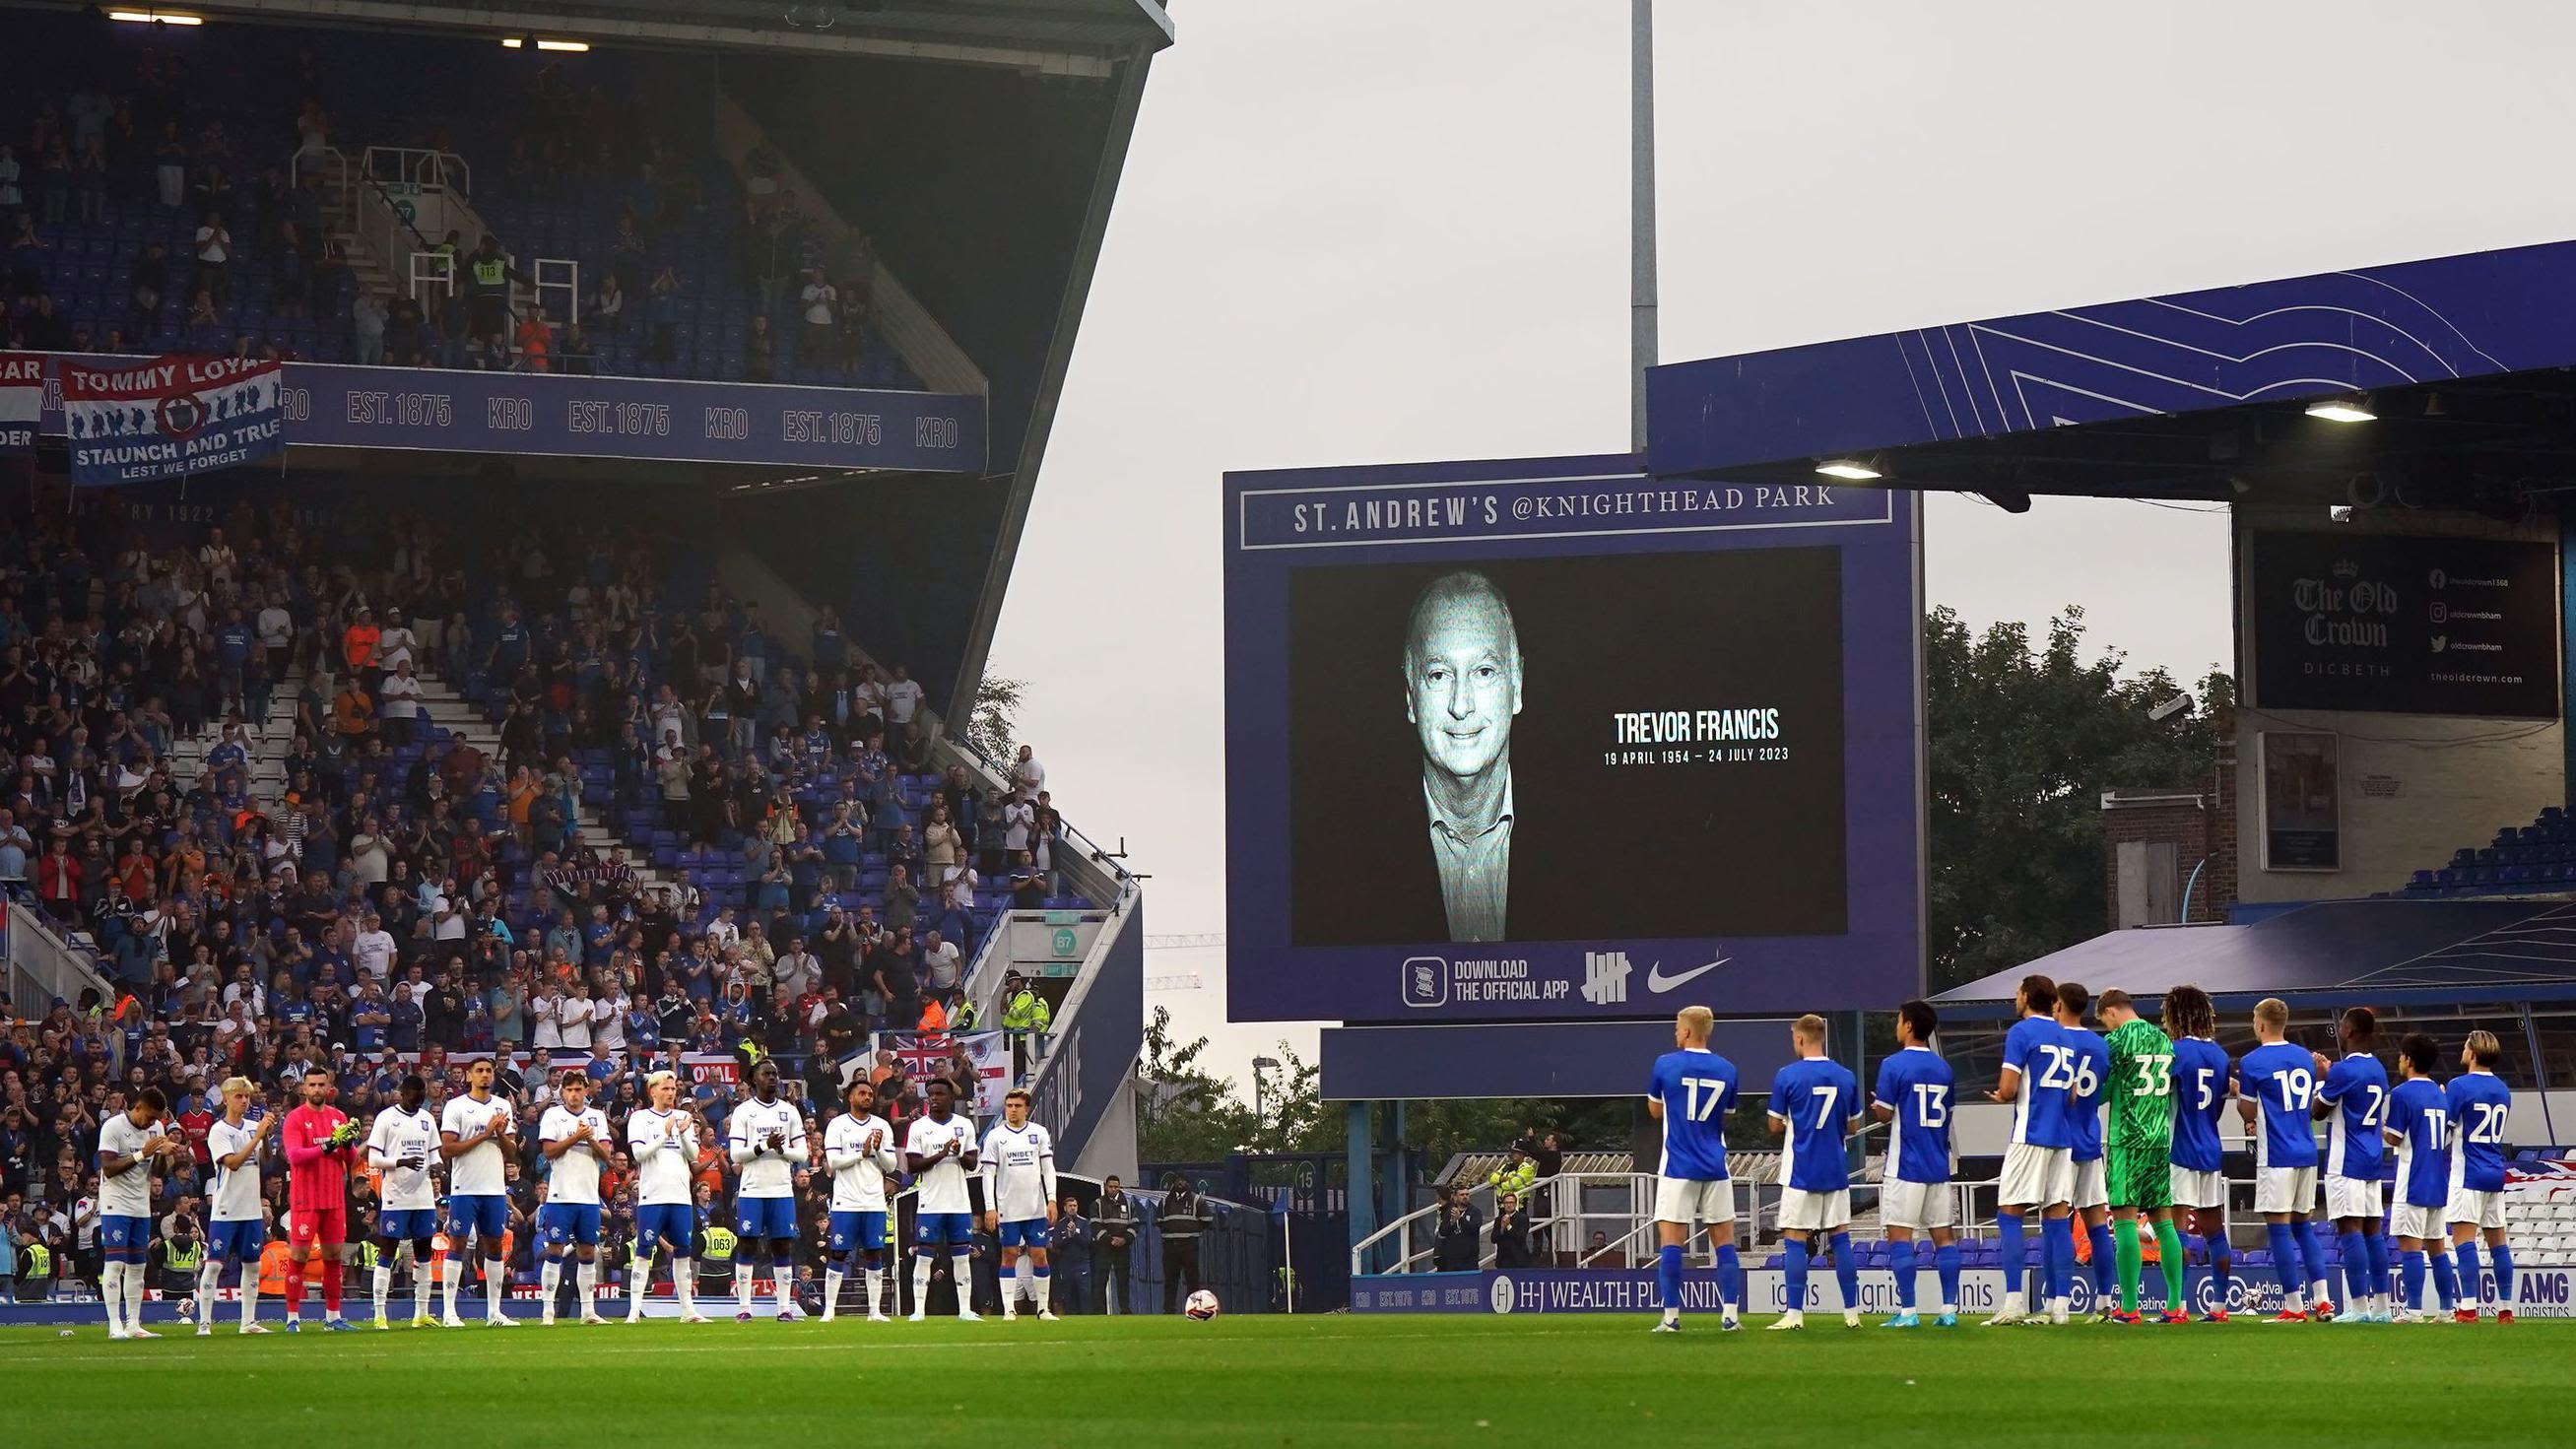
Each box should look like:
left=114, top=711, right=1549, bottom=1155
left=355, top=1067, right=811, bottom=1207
left=1815, top=459, right=1882, bottom=481
left=2305, top=397, right=2375, bottom=424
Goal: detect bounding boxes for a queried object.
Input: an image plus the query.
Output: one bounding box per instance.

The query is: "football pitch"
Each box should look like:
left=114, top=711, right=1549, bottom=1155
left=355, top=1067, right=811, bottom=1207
left=0, top=1313, right=2562, bottom=1445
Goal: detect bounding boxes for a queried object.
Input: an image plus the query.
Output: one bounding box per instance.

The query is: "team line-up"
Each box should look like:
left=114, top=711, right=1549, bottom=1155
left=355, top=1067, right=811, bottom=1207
left=89, top=1057, right=1061, bottom=1338
left=1645, top=979, right=2520, bottom=1331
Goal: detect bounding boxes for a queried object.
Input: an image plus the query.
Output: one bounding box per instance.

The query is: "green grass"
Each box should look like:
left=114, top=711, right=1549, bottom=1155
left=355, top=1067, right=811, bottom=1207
left=0, top=1312, right=2562, bottom=1445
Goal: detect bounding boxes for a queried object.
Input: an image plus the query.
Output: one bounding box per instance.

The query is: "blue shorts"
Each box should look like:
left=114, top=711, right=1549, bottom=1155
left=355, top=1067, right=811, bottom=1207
left=375, top=1209, right=439, bottom=1244
left=635, top=1203, right=696, bottom=1253
left=208, top=1218, right=266, bottom=1263
left=540, top=1202, right=603, bottom=1249
left=447, top=1193, right=511, bottom=1245
left=736, top=1195, right=797, bottom=1241
left=828, top=1210, right=890, bottom=1256
left=998, top=1218, right=1048, bottom=1249
left=914, top=1211, right=974, bottom=1248
left=99, top=1214, right=153, bottom=1263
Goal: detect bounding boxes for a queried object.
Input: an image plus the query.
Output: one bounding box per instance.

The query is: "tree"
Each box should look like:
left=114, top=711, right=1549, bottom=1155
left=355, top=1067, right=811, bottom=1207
left=964, top=674, right=1025, bottom=765
left=1925, top=605, right=2232, bottom=992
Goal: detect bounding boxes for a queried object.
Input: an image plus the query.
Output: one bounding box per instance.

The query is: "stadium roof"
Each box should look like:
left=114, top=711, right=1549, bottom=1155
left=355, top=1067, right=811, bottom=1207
left=1930, top=898, right=2576, bottom=1018
left=78, top=0, right=1173, bottom=69
left=1645, top=236, right=2576, bottom=513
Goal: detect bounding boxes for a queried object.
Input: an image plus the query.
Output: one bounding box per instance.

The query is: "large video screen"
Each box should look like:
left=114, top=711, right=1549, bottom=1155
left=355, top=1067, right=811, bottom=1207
left=1225, top=455, right=1923, bottom=1023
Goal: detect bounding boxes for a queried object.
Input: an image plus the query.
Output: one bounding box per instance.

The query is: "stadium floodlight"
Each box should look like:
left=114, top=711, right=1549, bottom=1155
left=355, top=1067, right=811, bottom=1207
left=2305, top=396, right=2375, bottom=424
left=108, top=9, right=202, bottom=22
left=501, top=35, right=589, bottom=50
left=1815, top=458, right=1882, bottom=481
left=2147, top=694, right=2192, bottom=723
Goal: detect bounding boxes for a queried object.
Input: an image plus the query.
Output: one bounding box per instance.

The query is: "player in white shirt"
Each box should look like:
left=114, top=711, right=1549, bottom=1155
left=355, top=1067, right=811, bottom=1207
left=726, top=1059, right=809, bottom=1322
left=626, top=1070, right=711, bottom=1324
left=537, top=1072, right=615, bottom=1326
left=904, top=1077, right=982, bottom=1322
left=364, top=1075, right=443, bottom=1328
left=201, top=1076, right=279, bottom=1336
left=823, top=1079, right=901, bottom=1322
left=437, top=1058, right=520, bottom=1326
left=981, top=1087, right=1060, bottom=1321
left=97, top=1086, right=190, bottom=1340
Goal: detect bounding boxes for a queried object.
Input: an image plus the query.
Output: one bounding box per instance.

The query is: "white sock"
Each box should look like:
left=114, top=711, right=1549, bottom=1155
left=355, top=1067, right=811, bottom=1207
left=577, top=1259, right=599, bottom=1311
left=197, top=1262, right=224, bottom=1327
left=374, top=1263, right=394, bottom=1318
left=2312, top=1278, right=2332, bottom=1307
left=911, top=1254, right=934, bottom=1311
left=736, top=1262, right=755, bottom=1314
left=672, top=1258, right=694, bottom=1315
left=951, top=1252, right=974, bottom=1312
left=771, top=1265, right=794, bottom=1316
left=1037, top=1265, right=1051, bottom=1310
left=1010, top=1255, right=1029, bottom=1310
left=627, top=1247, right=652, bottom=1316
left=101, top=1262, right=128, bottom=1334
left=238, top=1268, right=258, bottom=1328
left=825, top=1269, right=844, bottom=1314
left=541, top=1257, right=563, bottom=1311
left=126, top=1261, right=148, bottom=1330
left=483, top=1259, right=507, bottom=1318
left=413, top=1249, right=433, bottom=1319
left=442, top=1256, right=465, bottom=1318
left=864, top=1266, right=884, bottom=1314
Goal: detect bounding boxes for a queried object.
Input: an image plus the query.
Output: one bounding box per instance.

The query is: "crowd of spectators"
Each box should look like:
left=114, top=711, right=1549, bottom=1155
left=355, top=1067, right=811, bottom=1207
left=0, top=490, right=1098, bottom=1312
left=2, top=35, right=904, bottom=387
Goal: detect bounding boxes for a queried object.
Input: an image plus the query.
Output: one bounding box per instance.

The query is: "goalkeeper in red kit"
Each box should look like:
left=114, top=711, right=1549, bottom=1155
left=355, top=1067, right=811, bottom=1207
left=283, top=1065, right=364, bottom=1332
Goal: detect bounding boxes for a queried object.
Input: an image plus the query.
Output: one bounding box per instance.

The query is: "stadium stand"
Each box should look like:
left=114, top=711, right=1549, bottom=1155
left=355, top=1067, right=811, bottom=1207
left=0, top=14, right=922, bottom=387
left=0, top=487, right=1116, bottom=1311
left=2401, top=806, right=2576, bottom=895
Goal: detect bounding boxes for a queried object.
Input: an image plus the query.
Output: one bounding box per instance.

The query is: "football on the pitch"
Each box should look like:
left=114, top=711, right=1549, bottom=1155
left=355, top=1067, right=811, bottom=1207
left=1184, top=1289, right=1221, bottom=1321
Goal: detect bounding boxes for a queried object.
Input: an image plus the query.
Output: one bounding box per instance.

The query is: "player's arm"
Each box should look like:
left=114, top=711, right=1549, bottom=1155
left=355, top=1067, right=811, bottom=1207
left=979, top=1142, right=1000, bottom=1229
left=365, top=1116, right=398, bottom=1169
left=903, top=1124, right=933, bottom=1176
left=2311, top=1062, right=2345, bottom=1121
left=540, top=1113, right=581, bottom=1161
left=98, top=1140, right=146, bottom=1178
left=215, top=1126, right=261, bottom=1173
left=282, top=1113, right=328, bottom=1168
left=730, top=1115, right=761, bottom=1166
left=1039, top=1136, right=1058, bottom=1220
left=1644, top=1062, right=1665, bottom=1121
left=825, top=1122, right=865, bottom=1173
left=1764, top=1094, right=1787, bottom=1140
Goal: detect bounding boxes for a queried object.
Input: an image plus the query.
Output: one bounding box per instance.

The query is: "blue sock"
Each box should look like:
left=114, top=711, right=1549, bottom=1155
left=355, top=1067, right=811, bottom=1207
left=2040, top=1218, right=2075, bottom=1302
left=2490, top=1243, right=2513, bottom=1309
left=2267, top=1222, right=2302, bottom=1302
left=2086, top=1222, right=2117, bottom=1299
left=1714, top=1243, right=1742, bottom=1318
left=1829, top=1232, right=1859, bottom=1315
left=2364, top=1232, right=2392, bottom=1302
left=2455, top=1242, right=2481, bottom=1307
left=1782, top=1237, right=1811, bottom=1313
left=2401, top=1250, right=2425, bottom=1311
left=2429, top=1248, right=2459, bottom=1309
left=2208, top=1236, right=2232, bottom=1302
left=1997, top=1212, right=2027, bottom=1299
left=2294, top=1220, right=2330, bottom=1301
left=2339, top=1230, right=2368, bottom=1308
left=1936, top=1242, right=1962, bottom=1311
left=1889, top=1239, right=1917, bottom=1310
left=1656, top=1244, right=1683, bottom=1315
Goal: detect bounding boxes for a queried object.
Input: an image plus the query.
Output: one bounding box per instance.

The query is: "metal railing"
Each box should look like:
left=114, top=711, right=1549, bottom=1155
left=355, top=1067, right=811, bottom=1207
left=363, top=146, right=472, bottom=197
left=5, top=892, right=116, bottom=1016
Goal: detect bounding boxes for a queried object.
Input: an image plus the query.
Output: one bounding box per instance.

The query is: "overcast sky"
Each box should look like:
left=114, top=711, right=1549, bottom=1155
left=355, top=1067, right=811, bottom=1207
left=984, top=0, right=2576, bottom=1080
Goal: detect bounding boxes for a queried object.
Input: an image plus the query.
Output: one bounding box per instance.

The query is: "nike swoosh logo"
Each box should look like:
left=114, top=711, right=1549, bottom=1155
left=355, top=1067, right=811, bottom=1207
left=1646, top=957, right=1731, bottom=993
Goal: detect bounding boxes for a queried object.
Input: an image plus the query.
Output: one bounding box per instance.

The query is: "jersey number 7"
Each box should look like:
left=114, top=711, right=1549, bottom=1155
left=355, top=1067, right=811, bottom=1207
left=1681, top=1078, right=1726, bottom=1122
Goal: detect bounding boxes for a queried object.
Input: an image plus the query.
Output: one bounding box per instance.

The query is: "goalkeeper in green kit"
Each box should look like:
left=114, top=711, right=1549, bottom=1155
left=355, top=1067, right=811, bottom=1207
left=2098, top=989, right=2191, bottom=1323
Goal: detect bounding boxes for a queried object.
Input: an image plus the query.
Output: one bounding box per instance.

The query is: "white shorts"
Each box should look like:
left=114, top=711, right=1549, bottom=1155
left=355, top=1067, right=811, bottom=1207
left=1998, top=1143, right=2073, bottom=1209
left=2446, top=1188, right=2506, bottom=1231
left=2323, top=1175, right=2383, bottom=1221
left=1653, top=1175, right=1737, bottom=1229
left=2254, top=1166, right=2316, bottom=1216
left=1776, top=1188, right=1851, bottom=1233
left=2169, top=1166, right=2225, bottom=1211
left=1880, top=1178, right=1955, bottom=1232
left=2069, top=1156, right=2108, bottom=1212
left=2391, top=1204, right=2444, bottom=1240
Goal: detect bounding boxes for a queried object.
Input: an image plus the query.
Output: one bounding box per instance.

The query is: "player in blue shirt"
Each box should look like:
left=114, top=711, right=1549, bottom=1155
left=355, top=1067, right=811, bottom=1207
left=1644, top=1005, right=1743, bottom=1334
left=2381, top=1033, right=2461, bottom=1322
left=2233, top=998, right=2335, bottom=1321
left=1766, top=1015, right=1862, bottom=1331
left=1869, top=1000, right=1958, bottom=1328
left=2162, top=985, right=2236, bottom=1321
left=1984, top=974, right=2076, bottom=1326
left=2313, top=1007, right=2392, bottom=1322
left=2054, top=982, right=2119, bottom=1319
left=2444, top=1030, right=2516, bottom=1323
